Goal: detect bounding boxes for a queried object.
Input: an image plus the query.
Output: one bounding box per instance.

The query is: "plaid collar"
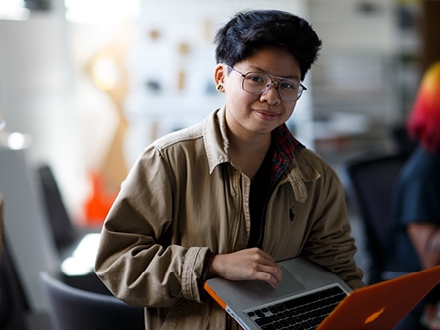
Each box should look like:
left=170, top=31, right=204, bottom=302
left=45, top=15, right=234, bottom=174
left=270, top=123, right=304, bottom=185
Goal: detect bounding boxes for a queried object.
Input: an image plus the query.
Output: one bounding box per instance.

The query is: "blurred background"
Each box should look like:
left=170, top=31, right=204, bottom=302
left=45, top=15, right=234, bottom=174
left=0, top=0, right=439, bottom=328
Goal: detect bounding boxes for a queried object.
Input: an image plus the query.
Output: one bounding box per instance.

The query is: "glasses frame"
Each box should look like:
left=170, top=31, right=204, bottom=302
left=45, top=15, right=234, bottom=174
left=225, top=64, right=306, bottom=102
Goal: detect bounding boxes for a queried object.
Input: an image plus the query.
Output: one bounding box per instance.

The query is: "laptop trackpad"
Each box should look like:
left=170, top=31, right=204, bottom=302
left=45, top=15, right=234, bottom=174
left=239, top=266, right=305, bottom=300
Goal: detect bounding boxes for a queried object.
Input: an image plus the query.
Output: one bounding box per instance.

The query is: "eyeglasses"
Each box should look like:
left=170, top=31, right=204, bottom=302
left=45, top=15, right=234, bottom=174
left=225, top=64, right=306, bottom=102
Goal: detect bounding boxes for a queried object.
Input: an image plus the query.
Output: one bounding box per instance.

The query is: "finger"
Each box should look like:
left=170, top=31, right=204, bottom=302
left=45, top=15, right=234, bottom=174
left=255, top=264, right=282, bottom=288
left=254, top=270, right=280, bottom=289
left=256, top=264, right=280, bottom=276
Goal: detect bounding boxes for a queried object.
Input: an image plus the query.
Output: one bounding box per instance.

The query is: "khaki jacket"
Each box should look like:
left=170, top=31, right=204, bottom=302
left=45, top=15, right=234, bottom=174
left=95, top=106, right=364, bottom=330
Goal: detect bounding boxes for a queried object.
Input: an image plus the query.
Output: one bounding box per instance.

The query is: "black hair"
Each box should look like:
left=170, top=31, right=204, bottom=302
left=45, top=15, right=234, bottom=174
left=214, top=10, right=322, bottom=81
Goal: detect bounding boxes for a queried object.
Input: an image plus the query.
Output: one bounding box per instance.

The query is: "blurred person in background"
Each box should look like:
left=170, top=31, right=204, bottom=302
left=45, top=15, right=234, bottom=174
left=392, top=61, right=440, bottom=330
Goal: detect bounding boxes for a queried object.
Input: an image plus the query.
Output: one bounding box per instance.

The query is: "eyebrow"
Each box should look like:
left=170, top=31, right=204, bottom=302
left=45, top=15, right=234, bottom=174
left=246, top=65, right=300, bottom=81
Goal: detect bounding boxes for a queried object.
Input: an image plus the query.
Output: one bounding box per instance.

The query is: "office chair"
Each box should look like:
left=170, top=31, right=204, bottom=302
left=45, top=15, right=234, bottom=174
left=37, top=164, right=104, bottom=255
left=345, top=151, right=410, bottom=284
left=0, top=197, right=30, bottom=330
left=37, top=165, right=78, bottom=254
left=37, top=165, right=112, bottom=296
left=39, top=272, right=145, bottom=330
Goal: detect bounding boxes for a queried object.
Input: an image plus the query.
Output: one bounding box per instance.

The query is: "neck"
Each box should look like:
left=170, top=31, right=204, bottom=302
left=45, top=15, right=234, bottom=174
left=228, top=128, right=272, bottom=180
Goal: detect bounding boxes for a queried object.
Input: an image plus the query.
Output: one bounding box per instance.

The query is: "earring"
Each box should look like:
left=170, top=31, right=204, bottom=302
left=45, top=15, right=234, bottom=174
left=216, top=84, right=224, bottom=91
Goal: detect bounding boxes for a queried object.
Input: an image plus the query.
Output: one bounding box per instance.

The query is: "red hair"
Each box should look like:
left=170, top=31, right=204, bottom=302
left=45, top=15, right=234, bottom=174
left=407, top=62, right=440, bottom=154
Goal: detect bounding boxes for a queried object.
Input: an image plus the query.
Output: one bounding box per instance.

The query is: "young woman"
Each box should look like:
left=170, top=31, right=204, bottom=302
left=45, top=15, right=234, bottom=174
left=95, top=9, right=364, bottom=330
left=392, top=61, right=440, bottom=330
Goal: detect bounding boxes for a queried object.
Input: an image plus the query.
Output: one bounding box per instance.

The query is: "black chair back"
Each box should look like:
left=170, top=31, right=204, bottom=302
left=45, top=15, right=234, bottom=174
left=345, top=152, right=409, bottom=284
left=37, top=165, right=77, bottom=253
left=40, top=272, right=145, bottom=330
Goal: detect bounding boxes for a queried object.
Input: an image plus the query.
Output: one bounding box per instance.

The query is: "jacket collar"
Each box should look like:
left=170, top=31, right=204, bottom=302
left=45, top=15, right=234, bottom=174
left=203, top=105, right=231, bottom=174
left=203, top=105, right=321, bottom=184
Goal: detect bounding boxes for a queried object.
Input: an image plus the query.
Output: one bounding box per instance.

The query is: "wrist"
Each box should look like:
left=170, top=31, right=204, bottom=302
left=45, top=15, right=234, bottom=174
left=207, top=254, right=220, bottom=279
left=204, top=252, right=218, bottom=279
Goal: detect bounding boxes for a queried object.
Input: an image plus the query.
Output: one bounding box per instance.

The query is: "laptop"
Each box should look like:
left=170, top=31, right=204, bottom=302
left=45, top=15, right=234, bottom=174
left=204, top=256, right=440, bottom=330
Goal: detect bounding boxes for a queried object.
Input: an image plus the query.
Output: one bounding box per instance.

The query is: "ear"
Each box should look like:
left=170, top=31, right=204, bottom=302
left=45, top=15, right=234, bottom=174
left=214, top=64, right=226, bottom=92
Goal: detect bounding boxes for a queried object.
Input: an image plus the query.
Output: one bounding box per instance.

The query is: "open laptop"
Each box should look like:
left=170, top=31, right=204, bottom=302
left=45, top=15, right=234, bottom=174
left=204, top=256, right=440, bottom=330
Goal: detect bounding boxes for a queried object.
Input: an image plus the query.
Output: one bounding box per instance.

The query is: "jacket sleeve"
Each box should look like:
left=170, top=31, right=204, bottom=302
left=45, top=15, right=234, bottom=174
left=94, top=146, right=209, bottom=307
left=302, top=166, right=365, bottom=290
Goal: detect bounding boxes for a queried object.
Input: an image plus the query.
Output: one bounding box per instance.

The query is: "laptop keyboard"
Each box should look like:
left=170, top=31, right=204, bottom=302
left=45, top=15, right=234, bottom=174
left=245, top=285, right=347, bottom=330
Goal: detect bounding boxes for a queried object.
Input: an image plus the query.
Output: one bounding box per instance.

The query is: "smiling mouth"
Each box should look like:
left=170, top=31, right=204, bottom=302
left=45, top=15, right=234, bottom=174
left=254, top=110, right=279, bottom=121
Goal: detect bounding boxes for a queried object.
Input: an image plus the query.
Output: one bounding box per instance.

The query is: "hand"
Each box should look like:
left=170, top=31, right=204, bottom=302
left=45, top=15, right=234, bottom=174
left=208, top=248, right=282, bottom=288
left=408, top=224, right=440, bottom=269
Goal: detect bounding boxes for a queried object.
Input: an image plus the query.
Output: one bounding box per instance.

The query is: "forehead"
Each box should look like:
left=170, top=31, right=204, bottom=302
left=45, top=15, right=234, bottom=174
left=236, top=46, right=301, bottom=80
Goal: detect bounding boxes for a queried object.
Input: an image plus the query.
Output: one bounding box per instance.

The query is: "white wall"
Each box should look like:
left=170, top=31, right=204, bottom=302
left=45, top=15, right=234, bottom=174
left=0, top=3, right=87, bottom=219
left=309, top=0, right=416, bottom=128
left=310, top=0, right=397, bottom=53
left=0, top=0, right=79, bottom=312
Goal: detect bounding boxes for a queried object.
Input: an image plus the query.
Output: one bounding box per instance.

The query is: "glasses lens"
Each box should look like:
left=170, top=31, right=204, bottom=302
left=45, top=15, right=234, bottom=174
left=278, top=80, right=303, bottom=102
left=242, top=73, right=268, bottom=94
left=242, top=73, right=303, bottom=101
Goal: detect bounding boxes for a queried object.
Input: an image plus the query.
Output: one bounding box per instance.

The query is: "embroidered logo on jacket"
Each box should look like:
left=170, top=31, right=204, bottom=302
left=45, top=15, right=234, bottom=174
left=289, top=207, right=295, bottom=222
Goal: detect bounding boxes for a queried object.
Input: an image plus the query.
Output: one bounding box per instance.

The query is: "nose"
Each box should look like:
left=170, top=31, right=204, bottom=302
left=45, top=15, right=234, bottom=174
left=260, top=81, right=281, bottom=104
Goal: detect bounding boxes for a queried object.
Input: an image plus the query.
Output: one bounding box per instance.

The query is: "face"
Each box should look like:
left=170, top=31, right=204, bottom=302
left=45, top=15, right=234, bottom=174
left=214, top=46, right=302, bottom=139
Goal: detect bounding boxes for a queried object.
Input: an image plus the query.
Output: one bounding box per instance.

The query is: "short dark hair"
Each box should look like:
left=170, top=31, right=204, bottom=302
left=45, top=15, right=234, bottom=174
left=214, top=10, right=322, bottom=81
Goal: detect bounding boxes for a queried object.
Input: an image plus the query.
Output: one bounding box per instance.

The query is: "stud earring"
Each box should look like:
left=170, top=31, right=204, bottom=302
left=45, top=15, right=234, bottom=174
left=216, top=84, right=224, bottom=91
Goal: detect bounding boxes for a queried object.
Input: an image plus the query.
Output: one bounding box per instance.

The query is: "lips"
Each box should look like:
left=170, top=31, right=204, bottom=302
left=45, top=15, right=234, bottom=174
left=253, top=109, right=279, bottom=121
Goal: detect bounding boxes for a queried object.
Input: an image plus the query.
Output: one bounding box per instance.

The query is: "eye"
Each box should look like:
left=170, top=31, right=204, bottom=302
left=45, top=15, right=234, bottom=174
left=246, top=73, right=265, bottom=84
left=279, top=80, right=298, bottom=90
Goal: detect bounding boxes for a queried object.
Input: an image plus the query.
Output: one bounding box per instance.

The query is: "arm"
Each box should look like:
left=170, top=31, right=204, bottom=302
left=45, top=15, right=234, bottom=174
left=94, top=147, right=208, bottom=307
left=408, top=224, right=440, bottom=269
left=302, top=167, right=364, bottom=290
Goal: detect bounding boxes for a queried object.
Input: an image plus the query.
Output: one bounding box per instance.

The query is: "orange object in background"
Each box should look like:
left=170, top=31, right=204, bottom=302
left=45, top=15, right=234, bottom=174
left=84, top=172, right=118, bottom=226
